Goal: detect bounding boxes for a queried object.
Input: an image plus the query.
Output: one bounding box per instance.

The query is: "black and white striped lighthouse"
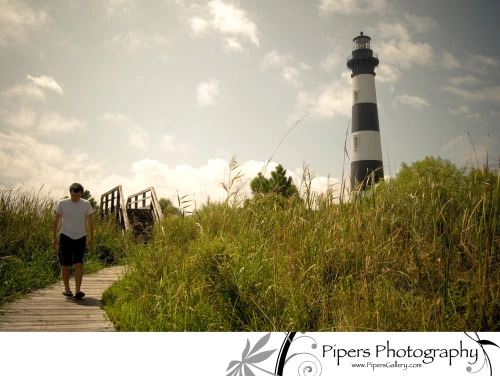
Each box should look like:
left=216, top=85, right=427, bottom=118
left=347, top=32, right=384, bottom=190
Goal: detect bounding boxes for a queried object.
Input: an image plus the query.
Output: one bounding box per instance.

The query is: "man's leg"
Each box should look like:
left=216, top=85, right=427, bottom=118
left=74, top=263, right=83, bottom=293
left=73, top=236, right=86, bottom=299
left=62, top=266, right=71, bottom=292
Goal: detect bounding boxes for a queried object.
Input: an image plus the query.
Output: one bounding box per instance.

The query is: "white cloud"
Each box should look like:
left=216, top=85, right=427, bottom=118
left=281, top=66, right=303, bottom=89
left=2, top=75, right=63, bottom=104
left=26, top=75, right=64, bottom=95
left=367, top=18, right=434, bottom=84
left=467, top=54, right=499, bottom=74
left=442, top=54, right=500, bottom=119
left=2, top=83, right=47, bottom=102
left=393, top=94, right=430, bottom=110
left=375, top=22, right=411, bottom=41
left=161, top=134, right=192, bottom=154
left=209, top=0, right=259, bottom=46
left=0, top=107, right=36, bottom=129
left=0, top=132, right=65, bottom=181
left=0, top=77, right=65, bottom=132
left=404, top=13, right=437, bottom=33
left=103, top=31, right=168, bottom=56
left=260, top=50, right=292, bottom=70
left=377, top=38, right=433, bottom=69
left=0, top=130, right=342, bottom=209
left=375, top=65, right=401, bottom=84
left=320, top=51, right=342, bottom=72
left=449, top=104, right=469, bottom=115
left=0, top=0, right=48, bottom=46
left=0, top=131, right=103, bottom=196
left=190, top=16, right=210, bottom=35
left=38, top=112, right=85, bottom=134
left=442, top=85, right=500, bottom=103
left=448, top=75, right=480, bottom=87
left=126, top=158, right=339, bottom=208
left=129, top=158, right=232, bottom=205
left=188, top=0, right=259, bottom=51
left=306, top=175, right=342, bottom=201
left=318, top=0, right=387, bottom=15
left=448, top=105, right=481, bottom=119
left=291, top=74, right=351, bottom=122
left=261, top=50, right=311, bottom=89
left=100, top=112, right=130, bottom=124
left=489, top=110, right=500, bottom=118
left=440, top=50, right=460, bottom=69
left=223, top=37, right=243, bottom=52
left=196, top=79, right=221, bottom=106
left=127, top=125, right=149, bottom=150
left=103, top=0, right=135, bottom=16
left=100, top=112, right=149, bottom=150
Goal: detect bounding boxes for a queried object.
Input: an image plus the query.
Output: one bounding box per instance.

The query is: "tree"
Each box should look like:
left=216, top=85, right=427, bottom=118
left=250, top=164, right=298, bottom=198
left=159, top=198, right=182, bottom=216
left=82, top=190, right=98, bottom=209
left=392, top=156, right=467, bottom=198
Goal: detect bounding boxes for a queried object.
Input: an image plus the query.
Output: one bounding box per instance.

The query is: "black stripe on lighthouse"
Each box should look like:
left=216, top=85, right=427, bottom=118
left=352, top=103, right=380, bottom=132
left=351, top=160, right=384, bottom=188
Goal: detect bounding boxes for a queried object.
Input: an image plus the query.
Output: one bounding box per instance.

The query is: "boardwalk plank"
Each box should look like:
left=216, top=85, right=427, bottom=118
left=0, top=265, right=125, bottom=332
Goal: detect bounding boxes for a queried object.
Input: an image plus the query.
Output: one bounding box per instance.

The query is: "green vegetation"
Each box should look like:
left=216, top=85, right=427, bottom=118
left=2, top=156, right=498, bottom=331
left=159, top=198, right=182, bottom=217
left=102, top=157, right=499, bottom=331
left=250, top=164, right=298, bottom=198
left=0, top=186, right=130, bottom=305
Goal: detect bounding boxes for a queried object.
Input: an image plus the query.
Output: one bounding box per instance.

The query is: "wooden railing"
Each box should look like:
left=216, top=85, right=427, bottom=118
left=100, top=185, right=130, bottom=232
left=99, top=186, right=163, bottom=240
left=126, top=187, right=163, bottom=223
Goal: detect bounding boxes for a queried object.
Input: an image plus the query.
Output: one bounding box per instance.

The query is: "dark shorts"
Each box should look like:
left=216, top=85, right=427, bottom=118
left=58, top=234, right=86, bottom=266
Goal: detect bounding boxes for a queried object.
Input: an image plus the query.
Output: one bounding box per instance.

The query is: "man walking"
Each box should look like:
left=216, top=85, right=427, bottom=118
left=52, top=183, right=94, bottom=299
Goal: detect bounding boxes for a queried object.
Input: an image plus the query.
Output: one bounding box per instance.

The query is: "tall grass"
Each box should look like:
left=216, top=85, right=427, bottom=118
left=2, top=158, right=498, bottom=331
left=102, top=159, right=499, bottom=331
left=0, top=185, right=130, bottom=305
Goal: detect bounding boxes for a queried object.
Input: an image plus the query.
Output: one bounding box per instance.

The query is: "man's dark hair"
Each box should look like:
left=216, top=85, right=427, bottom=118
left=69, top=182, right=84, bottom=193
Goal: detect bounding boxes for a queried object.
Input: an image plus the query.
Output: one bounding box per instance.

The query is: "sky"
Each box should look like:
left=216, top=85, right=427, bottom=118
left=1, top=0, right=499, bottom=207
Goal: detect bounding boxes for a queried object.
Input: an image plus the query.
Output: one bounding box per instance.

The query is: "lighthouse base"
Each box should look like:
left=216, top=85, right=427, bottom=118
left=351, top=160, right=384, bottom=190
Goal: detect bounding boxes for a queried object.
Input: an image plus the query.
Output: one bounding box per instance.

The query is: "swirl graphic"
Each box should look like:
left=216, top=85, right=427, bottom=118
left=298, top=360, right=321, bottom=376
left=464, top=332, right=499, bottom=376
left=275, top=332, right=322, bottom=376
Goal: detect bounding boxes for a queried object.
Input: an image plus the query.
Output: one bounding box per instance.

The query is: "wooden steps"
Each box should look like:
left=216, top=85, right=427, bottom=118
left=0, top=266, right=125, bottom=332
left=100, top=186, right=162, bottom=241
left=127, top=208, right=155, bottom=238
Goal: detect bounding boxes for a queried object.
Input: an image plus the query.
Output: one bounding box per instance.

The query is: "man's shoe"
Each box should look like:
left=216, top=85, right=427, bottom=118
left=75, top=291, right=85, bottom=300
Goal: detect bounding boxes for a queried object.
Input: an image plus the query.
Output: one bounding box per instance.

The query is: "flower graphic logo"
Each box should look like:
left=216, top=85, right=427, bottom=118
left=226, top=332, right=278, bottom=376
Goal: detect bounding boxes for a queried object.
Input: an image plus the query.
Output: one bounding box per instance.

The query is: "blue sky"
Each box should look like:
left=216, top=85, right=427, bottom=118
left=1, top=0, right=499, bottom=206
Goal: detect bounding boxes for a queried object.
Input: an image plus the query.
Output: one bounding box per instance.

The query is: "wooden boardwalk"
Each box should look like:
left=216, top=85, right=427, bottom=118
left=0, top=265, right=125, bottom=332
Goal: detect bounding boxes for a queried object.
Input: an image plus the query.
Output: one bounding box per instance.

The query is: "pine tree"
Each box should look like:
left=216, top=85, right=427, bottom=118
left=250, top=164, right=298, bottom=198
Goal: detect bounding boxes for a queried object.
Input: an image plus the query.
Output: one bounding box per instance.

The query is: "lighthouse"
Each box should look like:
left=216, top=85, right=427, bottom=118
left=347, top=32, right=384, bottom=190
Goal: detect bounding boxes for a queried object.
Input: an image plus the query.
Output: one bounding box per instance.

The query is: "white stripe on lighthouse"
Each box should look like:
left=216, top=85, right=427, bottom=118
left=352, top=74, right=377, bottom=104
left=351, top=131, right=383, bottom=162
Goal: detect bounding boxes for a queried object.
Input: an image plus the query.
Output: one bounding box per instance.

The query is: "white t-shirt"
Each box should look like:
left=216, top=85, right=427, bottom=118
left=56, top=198, right=94, bottom=239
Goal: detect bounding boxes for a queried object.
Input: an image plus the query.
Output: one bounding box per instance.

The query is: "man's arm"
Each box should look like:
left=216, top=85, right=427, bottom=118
left=52, top=213, right=62, bottom=248
left=86, top=214, right=94, bottom=247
